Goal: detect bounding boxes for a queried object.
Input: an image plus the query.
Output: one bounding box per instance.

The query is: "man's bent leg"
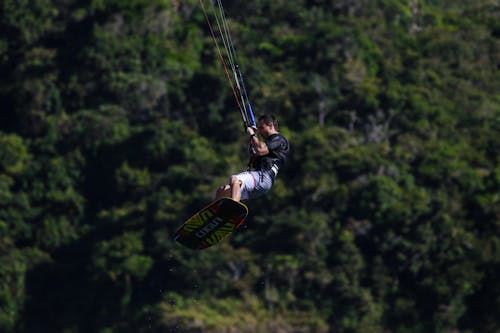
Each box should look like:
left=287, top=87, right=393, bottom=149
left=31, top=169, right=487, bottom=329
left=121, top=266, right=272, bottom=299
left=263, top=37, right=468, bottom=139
left=230, top=176, right=243, bottom=202
left=215, top=184, right=231, bottom=200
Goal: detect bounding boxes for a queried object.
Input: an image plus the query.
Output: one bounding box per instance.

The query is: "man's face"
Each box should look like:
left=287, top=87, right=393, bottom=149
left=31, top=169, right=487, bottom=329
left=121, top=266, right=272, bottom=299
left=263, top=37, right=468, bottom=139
left=257, top=120, right=273, bottom=138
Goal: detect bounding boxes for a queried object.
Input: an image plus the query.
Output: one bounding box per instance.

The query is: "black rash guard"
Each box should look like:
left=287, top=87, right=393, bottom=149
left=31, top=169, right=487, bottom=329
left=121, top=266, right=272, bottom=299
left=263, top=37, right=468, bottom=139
left=253, top=133, right=289, bottom=178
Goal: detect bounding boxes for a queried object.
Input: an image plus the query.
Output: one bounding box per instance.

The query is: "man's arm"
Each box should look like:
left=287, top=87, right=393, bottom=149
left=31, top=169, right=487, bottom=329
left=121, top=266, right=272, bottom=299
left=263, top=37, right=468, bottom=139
left=247, top=127, right=269, bottom=156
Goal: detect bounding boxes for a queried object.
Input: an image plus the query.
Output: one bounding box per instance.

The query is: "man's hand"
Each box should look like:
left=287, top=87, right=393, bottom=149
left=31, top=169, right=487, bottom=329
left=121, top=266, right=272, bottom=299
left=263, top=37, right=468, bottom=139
left=247, top=126, right=257, bottom=136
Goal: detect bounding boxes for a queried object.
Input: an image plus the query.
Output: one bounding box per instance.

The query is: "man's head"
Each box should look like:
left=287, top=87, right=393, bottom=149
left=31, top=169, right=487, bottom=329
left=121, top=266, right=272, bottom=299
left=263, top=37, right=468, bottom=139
left=257, top=114, right=279, bottom=138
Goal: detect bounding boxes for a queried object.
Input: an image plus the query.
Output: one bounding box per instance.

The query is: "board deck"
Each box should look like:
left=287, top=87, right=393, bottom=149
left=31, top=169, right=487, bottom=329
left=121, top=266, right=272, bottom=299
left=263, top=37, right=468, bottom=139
left=174, top=198, right=248, bottom=249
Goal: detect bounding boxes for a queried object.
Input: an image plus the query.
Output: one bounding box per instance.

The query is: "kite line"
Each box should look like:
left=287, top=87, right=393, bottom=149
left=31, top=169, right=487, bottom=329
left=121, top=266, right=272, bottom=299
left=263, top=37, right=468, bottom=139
left=199, top=0, right=256, bottom=130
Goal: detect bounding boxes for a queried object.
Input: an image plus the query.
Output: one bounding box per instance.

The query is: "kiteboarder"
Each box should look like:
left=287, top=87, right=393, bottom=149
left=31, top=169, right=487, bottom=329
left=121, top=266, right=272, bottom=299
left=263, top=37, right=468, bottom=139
left=215, top=114, right=289, bottom=202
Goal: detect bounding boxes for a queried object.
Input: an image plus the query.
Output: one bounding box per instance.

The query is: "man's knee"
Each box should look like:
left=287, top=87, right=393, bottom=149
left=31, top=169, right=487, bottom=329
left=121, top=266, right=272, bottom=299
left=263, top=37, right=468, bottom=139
left=215, top=184, right=230, bottom=199
left=217, top=184, right=230, bottom=194
left=230, top=176, right=242, bottom=187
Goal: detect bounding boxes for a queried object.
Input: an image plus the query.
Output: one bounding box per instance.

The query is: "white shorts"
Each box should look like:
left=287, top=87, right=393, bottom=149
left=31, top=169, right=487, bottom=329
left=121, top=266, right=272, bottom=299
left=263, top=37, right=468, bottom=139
left=233, top=171, right=274, bottom=201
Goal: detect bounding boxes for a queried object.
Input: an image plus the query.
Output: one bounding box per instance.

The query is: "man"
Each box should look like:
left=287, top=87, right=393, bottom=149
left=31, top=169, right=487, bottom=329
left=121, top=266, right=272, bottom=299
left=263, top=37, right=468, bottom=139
left=215, top=114, right=290, bottom=202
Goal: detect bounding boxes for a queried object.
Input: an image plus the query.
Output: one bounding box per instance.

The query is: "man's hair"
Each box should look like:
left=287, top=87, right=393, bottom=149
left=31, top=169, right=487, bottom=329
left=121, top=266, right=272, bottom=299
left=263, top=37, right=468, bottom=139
left=258, top=114, right=279, bottom=130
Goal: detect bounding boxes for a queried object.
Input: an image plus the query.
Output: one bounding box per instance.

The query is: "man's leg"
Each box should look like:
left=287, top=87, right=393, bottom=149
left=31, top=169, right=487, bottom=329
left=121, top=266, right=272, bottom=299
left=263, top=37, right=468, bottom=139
left=215, top=184, right=231, bottom=200
left=230, top=176, right=243, bottom=202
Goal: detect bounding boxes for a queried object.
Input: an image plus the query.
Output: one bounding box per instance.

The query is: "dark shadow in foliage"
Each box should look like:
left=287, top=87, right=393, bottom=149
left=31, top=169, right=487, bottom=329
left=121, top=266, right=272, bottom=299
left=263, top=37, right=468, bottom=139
left=19, top=211, right=183, bottom=333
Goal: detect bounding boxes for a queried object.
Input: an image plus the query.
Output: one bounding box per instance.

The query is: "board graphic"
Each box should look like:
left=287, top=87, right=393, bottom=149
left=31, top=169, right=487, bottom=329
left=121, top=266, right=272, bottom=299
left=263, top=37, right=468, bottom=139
left=174, top=198, right=248, bottom=249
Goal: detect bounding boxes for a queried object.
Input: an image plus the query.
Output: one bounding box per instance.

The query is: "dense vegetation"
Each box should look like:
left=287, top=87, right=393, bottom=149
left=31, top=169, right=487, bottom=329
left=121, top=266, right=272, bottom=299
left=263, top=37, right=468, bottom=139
left=1, top=0, right=499, bottom=332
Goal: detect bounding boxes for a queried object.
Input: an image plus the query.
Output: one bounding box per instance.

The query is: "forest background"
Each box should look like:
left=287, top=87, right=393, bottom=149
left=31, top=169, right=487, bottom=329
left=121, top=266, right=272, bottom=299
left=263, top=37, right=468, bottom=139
left=1, top=0, right=499, bottom=332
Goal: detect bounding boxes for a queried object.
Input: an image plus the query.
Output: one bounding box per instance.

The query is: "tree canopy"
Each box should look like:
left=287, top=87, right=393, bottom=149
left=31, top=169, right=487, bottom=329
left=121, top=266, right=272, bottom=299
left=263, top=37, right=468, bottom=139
left=1, top=0, right=499, bottom=332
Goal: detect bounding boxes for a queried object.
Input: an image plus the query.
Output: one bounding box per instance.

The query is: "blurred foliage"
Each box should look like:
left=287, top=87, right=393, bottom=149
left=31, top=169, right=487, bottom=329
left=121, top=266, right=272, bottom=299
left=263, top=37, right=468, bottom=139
left=0, top=0, right=499, bottom=332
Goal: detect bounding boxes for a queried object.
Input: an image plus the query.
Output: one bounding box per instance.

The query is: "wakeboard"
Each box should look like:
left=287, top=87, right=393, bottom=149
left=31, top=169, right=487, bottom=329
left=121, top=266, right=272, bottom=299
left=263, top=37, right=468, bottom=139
left=174, top=198, right=248, bottom=249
